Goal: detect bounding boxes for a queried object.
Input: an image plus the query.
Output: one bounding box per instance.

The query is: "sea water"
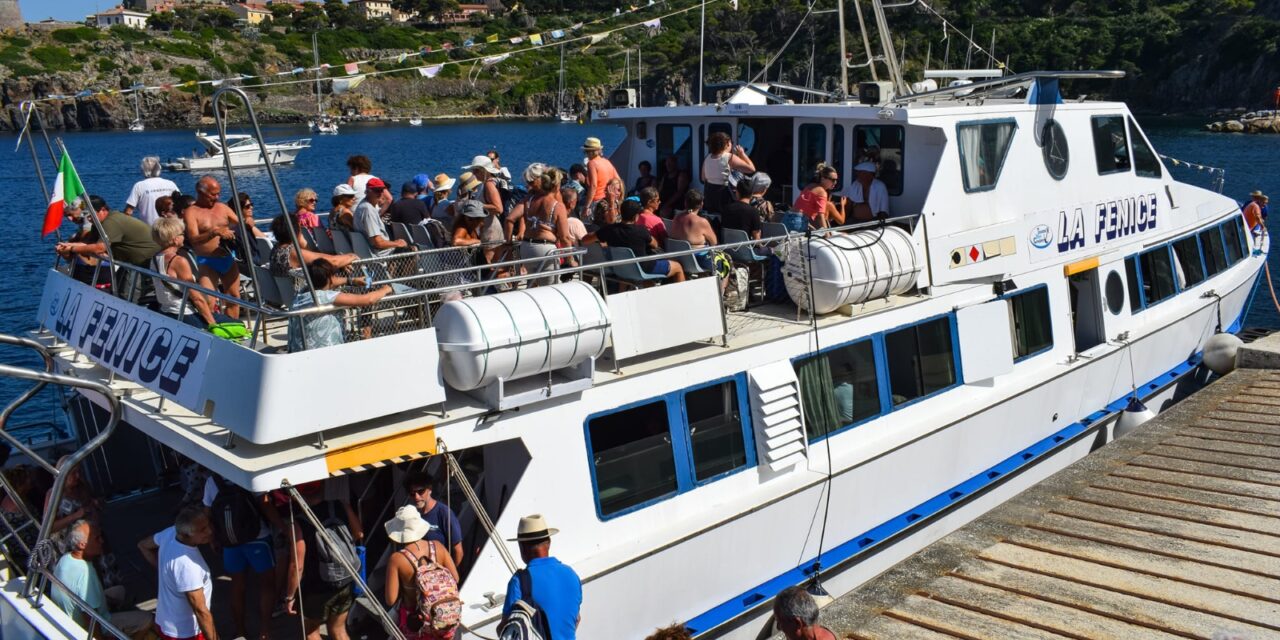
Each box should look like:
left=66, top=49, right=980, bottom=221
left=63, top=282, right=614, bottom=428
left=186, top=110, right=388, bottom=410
left=0, top=117, right=1274, bottom=442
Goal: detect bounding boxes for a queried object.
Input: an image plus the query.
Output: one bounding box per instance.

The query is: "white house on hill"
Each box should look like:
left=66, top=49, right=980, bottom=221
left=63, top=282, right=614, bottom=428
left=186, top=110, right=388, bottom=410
left=95, top=5, right=150, bottom=28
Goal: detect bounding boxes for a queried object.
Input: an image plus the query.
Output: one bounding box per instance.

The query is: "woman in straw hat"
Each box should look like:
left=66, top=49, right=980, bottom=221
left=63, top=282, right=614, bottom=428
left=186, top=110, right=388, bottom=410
left=384, top=505, right=459, bottom=639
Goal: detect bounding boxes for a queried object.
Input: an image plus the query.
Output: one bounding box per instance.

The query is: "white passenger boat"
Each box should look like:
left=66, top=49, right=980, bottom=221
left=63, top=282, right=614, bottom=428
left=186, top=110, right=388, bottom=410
left=0, top=8, right=1270, bottom=640
left=165, top=132, right=310, bottom=172
left=408, top=116, right=424, bottom=126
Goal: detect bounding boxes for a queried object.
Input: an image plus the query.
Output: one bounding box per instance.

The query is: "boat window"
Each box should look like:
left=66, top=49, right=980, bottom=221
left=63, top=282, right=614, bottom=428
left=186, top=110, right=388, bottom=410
left=657, top=124, right=694, bottom=187
left=699, top=122, right=733, bottom=168
left=1009, top=287, right=1053, bottom=359
left=683, top=380, right=749, bottom=482
left=1200, top=226, right=1228, bottom=277
left=794, top=339, right=880, bottom=441
left=885, top=317, right=957, bottom=406
left=1125, top=256, right=1143, bottom=311
left=588, top=400, right=678, bottom=516
left=855, top=125, right=904, bottom=195
left=956, top=120, right=1017, bottom=193
left=1222, top=217, right=1247, bottom=265
left=1040, top=119, right=1069, bottom=180
left=737, top=122, right=757, bottom=156
left=1138, top=246, right=1177, bottom=306
left=1172, top=235, right=1205, bottom=289
left=1091, top=115, right=1131, bottom=175
left=797, top=124, right=827, bottom=189
left=1105, top=270, right=1125, bottom=315
left=1128, top=117, right=1163, bottom=179
left=832, top=125, right=846, bottom=191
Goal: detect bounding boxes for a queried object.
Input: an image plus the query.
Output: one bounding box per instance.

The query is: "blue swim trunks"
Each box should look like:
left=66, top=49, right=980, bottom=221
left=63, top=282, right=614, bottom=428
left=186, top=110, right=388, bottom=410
left=223, top=536, right=274, bottom=574
left=196, top=253, right=236, bottom=275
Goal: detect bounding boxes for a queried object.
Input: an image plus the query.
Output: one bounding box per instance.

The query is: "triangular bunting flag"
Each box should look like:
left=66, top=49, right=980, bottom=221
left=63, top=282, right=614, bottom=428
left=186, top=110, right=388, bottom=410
left=530, top=33, right=543, bottom=45
left=482, top=53, right=509, bottom=66
left=344, top=62, right=359, bottom=75
left=418, top=65, right=442, bottom=78
left=332, top=75, right=366, bottom=94
left=486, top=33, right=499, bottom=43
left=510, top=37, right=524, bottom=44
left=551, top=29, right=564, bottom=39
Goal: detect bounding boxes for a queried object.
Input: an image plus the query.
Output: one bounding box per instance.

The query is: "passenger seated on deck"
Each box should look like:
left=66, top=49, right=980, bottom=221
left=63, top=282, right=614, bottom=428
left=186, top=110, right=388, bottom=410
left=56, top=195, right=162, bottom=285
left=632, top=160, right=657, bottom=195
left=231, top=193, right=267, bottom=239
left=52, top=519, right=154, bottom=638
left=585, top=199, right=685, bottom=283
left=842, top=162, right=890, bottom=222
left=636, top=187, right=667, bottom=243
left=184, top=176, right=244, bottom=319
left=270, top=213, right=359, bottom=292
left=287, top=259, right=392, bottom=352
left=293, top=189, right=322, bottom=230
left=590, top=177, right=624, bottom=227
left=150, top=217, right=237, bottom=331
left=792, top=164, right=847, bottom=230
left=657, top=155, right=691, bottom=217
left=382, top=506, right=460, bottom=640
left=330, top=184, right=359, bottom=233
left=355, top=177, right=407, bottom=258
left=748, top=172, right=775, bottom=222
left=670, top=190, right=717, bottom=271
left=721, top=180, right=763, bottom=240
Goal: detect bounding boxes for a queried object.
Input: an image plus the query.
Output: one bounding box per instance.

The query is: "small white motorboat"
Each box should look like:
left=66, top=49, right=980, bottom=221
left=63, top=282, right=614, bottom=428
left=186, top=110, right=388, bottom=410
left=166, top=132, right=311, bottom=172
left=408, top=116, right=424, bottom=126
left=128, top=119, right=145, bottom=132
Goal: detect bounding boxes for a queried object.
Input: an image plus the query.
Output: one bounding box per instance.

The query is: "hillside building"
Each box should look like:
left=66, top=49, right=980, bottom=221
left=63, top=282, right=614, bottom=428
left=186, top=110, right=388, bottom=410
left=348, top=0, right=393, bottom=20
left=95, top=6, right=150, bottom=28
left=229, top=2, right=270, bottom=23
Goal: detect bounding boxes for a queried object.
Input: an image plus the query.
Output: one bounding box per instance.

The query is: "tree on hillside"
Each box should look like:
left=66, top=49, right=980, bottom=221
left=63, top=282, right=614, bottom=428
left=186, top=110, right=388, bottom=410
left=294, top=2, right=329, bottom=31
left=146, top=10, right=175, bottom=30
left=392, top=0, right=461, bottom=20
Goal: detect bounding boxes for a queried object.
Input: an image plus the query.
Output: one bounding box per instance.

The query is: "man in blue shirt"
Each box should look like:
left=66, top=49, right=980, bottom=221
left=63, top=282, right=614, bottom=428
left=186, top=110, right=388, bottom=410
left=404, top=470, right=464, bottom=566
left=503, top=514, right=582, bottom=639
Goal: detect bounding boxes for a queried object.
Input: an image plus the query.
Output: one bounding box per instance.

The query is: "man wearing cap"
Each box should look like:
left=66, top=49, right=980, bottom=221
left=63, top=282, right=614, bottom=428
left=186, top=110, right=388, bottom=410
left=582, top=137, right=620, bottom=212
left=1244, top=190, right=1266, bottom=232
left=503, top=515, right=582, bottom=639
left=355, top=177, right=407, bottom=257
left=843, top=162, right=890, bottom=222
left=388, top=181, right=430, bottom=226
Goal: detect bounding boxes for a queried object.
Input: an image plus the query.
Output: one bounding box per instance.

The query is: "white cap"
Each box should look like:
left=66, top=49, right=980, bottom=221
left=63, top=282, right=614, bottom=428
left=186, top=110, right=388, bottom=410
left=332, top=184, right=357, bottom=197
left=854, top=162, right=877, bottom=173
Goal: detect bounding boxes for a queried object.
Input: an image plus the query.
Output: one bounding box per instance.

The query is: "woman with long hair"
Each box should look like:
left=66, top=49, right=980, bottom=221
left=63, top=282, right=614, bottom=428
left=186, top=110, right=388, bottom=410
left=791, top=163, right=847, bottom=230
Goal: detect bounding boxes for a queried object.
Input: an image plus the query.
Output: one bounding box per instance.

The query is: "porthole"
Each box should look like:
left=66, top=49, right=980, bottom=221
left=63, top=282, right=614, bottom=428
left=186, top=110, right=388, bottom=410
left=1041, top=119, right=1069, bottom=180
left=1105, top=270, right=1125, bottom=315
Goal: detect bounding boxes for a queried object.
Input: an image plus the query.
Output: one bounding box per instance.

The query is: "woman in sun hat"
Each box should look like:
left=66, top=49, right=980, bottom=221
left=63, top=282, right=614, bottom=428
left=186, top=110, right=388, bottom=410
left=462, top=155, right=508, bottom=252
left=581, top=136, right=620, bottom=211
left=430, top=173, right=457, bottom=223
left=383, top=505, right=459, bottom=639
left=330, top=183, right=359, bottom=232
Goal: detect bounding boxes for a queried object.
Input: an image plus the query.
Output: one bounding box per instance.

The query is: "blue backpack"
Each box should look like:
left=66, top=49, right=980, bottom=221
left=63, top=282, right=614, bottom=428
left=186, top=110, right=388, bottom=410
left=497, top=569, right=551, bottom=640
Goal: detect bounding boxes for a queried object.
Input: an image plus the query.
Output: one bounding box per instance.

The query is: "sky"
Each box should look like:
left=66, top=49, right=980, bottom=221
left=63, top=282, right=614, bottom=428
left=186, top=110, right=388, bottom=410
left=19, top=0, right=113, bottom=22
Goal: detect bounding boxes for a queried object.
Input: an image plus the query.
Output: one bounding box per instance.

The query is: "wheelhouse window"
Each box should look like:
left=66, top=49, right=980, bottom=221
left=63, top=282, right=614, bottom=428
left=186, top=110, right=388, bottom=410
left=588, top=400, right=677, bottom=516
left=832, top=125, right=846, bottom=192
left=1091, top=115, right=1131, bottom=175
left=1200, top=226, right=1228, bottom=277
left=886, top=317, right=957, bottom=406
left=1172, top=235, right=1206, bottom=289
left=656, top=124, right=693, bottom=190
left=1128, top=118, right=1162, bottom=179
left=855, top=125, right=905, bottom=195
left=1222, top=217, right=1247, bottom=265
left=1138, top=246, right=1177, bottom=306
left=1126, top=256, right=1143, bottom=312
left=956, top=120, right=1017, bottom=193
left=683, top=380, right=749, bottom=482
left=1009, top=287, right=1053, bottom=359
left=797, top=124, right=827, bottom=190
left=794, top=339, right=880, bottom=441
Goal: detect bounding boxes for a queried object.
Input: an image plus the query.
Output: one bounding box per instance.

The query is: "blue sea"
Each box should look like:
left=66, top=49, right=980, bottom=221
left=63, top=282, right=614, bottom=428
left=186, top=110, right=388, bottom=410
left=0, top=117, right=1275, bottom=442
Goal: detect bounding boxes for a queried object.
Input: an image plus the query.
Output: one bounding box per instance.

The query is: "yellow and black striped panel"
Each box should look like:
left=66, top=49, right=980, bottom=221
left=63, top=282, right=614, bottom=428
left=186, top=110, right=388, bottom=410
left=324, top=423, right=436, bottom=476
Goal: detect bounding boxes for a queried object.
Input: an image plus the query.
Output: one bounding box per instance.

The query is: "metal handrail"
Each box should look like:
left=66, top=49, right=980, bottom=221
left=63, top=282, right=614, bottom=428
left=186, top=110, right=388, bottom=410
left=0, top=335, right=61, bottom=476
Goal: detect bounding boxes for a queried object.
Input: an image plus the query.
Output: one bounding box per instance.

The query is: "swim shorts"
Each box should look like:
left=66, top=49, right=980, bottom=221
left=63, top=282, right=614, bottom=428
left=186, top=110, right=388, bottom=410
left=195, top=253, right=236, bottom=275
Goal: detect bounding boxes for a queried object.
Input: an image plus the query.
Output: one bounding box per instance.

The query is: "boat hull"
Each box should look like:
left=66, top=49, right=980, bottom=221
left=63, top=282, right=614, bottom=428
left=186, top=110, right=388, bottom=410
left=168, top=146, right=305, bottom=172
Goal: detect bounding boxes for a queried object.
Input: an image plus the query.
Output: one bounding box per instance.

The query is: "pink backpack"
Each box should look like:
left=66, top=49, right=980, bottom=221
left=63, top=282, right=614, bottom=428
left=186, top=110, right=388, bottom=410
left=401, top=542, right=462, bottom=638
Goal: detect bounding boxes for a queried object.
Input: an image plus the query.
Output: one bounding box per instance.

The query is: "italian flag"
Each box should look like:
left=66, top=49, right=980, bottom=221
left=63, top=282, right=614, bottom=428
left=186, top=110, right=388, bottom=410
left=43, top=152, right=86, bottom=237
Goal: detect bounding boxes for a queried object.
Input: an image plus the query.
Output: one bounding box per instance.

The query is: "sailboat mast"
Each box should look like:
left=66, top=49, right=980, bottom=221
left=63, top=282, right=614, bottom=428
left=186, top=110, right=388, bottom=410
left=558, top=43, right=566, bottom=112
left=312, top=32, right=322, bottom=117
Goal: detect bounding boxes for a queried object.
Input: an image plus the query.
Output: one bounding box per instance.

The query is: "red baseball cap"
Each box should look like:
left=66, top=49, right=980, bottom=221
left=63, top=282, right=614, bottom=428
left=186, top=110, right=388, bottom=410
left=366, top=177, right=386, bottom=189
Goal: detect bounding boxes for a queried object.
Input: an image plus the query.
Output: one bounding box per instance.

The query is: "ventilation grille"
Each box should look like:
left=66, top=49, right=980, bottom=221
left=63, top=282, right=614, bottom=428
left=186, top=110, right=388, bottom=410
left=748, top=361, right=808, bottom=472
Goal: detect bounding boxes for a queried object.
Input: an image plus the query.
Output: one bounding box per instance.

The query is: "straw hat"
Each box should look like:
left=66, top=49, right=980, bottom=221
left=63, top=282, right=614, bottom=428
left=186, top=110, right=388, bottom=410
left=463, top=154, right=498, bottom=173
left=458, top=171, right=481, bottom=192
left=385, top=505, right=430, bottom=544
left=432, top=173, right=456, bottom=192
left=506, top=514, right=559, bottom=542
left=1250, top=190, right=1267, bottom=198
left=582, top=137, right=604, bottom=151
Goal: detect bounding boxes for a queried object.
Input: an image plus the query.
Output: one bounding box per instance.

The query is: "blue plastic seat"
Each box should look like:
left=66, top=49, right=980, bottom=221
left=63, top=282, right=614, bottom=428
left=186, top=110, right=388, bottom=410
left=761, top=222, right=790, bottom=239
left=723, top=228, right=768, bottom=264
left=605, top=246, right=666, bottom=285
left=331, top=229, right=354, bottom=255
left=664, top=238, right=710, bottom=277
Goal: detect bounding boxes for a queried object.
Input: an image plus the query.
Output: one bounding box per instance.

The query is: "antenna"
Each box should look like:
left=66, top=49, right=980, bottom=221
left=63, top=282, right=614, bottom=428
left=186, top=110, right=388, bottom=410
left=837, top=0, right=849, bottom=97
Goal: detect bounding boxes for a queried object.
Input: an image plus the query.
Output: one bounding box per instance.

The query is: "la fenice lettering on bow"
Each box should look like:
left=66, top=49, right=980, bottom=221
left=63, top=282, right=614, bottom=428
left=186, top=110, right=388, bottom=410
left=1057, top=192, right=1159, bottom=253
left=41, top=274, right=209, bottom=408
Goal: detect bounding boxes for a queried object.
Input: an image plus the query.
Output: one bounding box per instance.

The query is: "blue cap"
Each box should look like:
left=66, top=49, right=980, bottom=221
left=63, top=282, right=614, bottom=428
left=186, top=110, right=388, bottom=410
left=401, top=181, right=420, bottom=195
left=412, top=173, right=430, bottom=190
left=624, top=195, right=641, bottom=202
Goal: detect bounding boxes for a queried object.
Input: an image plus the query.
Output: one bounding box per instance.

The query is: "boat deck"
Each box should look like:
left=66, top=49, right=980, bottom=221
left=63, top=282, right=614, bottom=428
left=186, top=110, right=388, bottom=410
left=813, top=351, right=1280, bottom=639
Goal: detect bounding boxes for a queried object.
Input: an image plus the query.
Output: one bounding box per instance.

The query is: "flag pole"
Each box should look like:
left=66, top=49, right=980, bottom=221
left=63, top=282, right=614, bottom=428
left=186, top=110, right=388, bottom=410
left=57, top=139, right=118, bottom=293
left=698, top=0, right=706, bottom=104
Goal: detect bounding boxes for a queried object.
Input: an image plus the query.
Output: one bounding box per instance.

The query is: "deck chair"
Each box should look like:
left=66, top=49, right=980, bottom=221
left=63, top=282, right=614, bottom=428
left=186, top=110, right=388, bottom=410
left=665, top=238, right=710, bottom=278
left=605, top=246, right=666, bottom=287
left=722, top=228, right=768, bottom=304
left=273, top=275, right=296, bottom=308
left=761, top=222, right=790, bottom=239
left=250, top=237, right=273, bottom=266
left=249, top=264, right=285, bottom=309
left=390, top=222, right=414, bottom=245
left=303, top=228, right=333, bottom=255
left=331, top=229, right=354, bottom=255
left=348, top=232, right=376, bottom=260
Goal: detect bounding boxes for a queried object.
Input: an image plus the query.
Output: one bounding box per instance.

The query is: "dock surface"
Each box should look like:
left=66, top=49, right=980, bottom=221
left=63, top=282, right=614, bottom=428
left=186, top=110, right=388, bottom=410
left=824, top=366, right=1280, bottom=640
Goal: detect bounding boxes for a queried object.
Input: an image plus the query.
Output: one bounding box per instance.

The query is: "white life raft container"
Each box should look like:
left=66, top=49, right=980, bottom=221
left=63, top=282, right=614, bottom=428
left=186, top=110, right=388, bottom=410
left=782, top=225, right=921, bottom=314
left=434, top=281, right=612, bottom=391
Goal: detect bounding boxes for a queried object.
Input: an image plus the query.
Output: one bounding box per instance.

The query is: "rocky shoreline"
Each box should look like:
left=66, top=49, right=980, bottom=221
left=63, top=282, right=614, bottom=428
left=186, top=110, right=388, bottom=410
left=1204, top=110, right=1280, bottom=134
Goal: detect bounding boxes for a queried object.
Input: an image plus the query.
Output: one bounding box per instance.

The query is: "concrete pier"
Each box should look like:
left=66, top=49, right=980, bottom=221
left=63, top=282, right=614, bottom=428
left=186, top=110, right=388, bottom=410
left=821, top=354, right=1280, bottom=639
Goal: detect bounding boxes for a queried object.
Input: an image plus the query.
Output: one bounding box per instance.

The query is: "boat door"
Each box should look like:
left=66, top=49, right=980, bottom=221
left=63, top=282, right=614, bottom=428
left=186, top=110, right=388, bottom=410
left=1068, top=264, right=1106, bottom=353
left=693, top=120, right=734, bottom=188
left=792, top=119, right=848, bottom=201
left=738, top=117, right=794, bottom=203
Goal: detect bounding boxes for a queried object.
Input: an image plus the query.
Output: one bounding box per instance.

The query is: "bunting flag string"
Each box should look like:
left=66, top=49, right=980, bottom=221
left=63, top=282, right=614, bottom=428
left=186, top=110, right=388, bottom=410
left=22, top=0, right=723, bottom=105
left=1159, top=154, right=1227, bottom=191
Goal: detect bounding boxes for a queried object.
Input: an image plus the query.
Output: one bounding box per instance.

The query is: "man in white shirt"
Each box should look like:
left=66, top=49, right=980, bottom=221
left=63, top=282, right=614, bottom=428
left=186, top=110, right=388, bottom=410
left=138, top=505, right=218, bottom=640
left=844, top=161, right=890, bottom=223
left=123, top=156, right=179, bottom=225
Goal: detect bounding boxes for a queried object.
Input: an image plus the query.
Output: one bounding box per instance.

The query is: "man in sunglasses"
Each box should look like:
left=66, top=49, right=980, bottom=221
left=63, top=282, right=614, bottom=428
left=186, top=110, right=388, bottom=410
left=402, top=470, right=463, bottom=567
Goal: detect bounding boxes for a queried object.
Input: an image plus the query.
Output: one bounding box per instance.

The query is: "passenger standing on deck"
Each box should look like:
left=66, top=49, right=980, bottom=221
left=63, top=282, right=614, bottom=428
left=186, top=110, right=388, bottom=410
left=502, top=515, right=581, bottom=639
left=701, top=132, right=755, bottom=214
left=123, top=156, right=179, bottom=225
left=462, top=156, right=507, bottom=249
left=1244, top=190, right=1266, bottom=233
left=657, top=155, right=691, bottom=217
left=282, top=483, right=364, bottom=640
left=346, top=155, right=375, bottom=207
left=382, top=506, right=460, bottom=640
left=403, top=471, right=464, bottom=567
left=772, top=586, right=836, bottom=640
left=488, top=149, right=513, bottom=190
left=184, top=176, right=243, bottom=318
left=137, top=505, right=218, bottom=640
left=582, top=137, right=620, bottom=211
left=203, top=476, right=283, bottom=640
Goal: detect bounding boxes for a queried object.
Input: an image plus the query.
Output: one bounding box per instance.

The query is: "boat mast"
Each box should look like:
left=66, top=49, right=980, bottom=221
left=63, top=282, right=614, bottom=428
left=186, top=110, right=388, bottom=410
left=837, top=0, right=849, bottom=98
left=870, top=0, right=907, bottom=95
left=312, top=32, right=322, bottom=119
left=133, top=91, right=141, bottom=122
left=558, top=43, right=566, bottom=113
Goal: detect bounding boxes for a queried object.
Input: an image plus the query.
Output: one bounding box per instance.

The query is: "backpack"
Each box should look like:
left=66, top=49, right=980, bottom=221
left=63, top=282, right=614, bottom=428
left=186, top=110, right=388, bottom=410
left=401, top=542, right=462, bottom=637
left=210, top=477, right=262, bottom=548
left=497, top=569, right=551, bottom=640
left=312, top=501, right=360, bottom=587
